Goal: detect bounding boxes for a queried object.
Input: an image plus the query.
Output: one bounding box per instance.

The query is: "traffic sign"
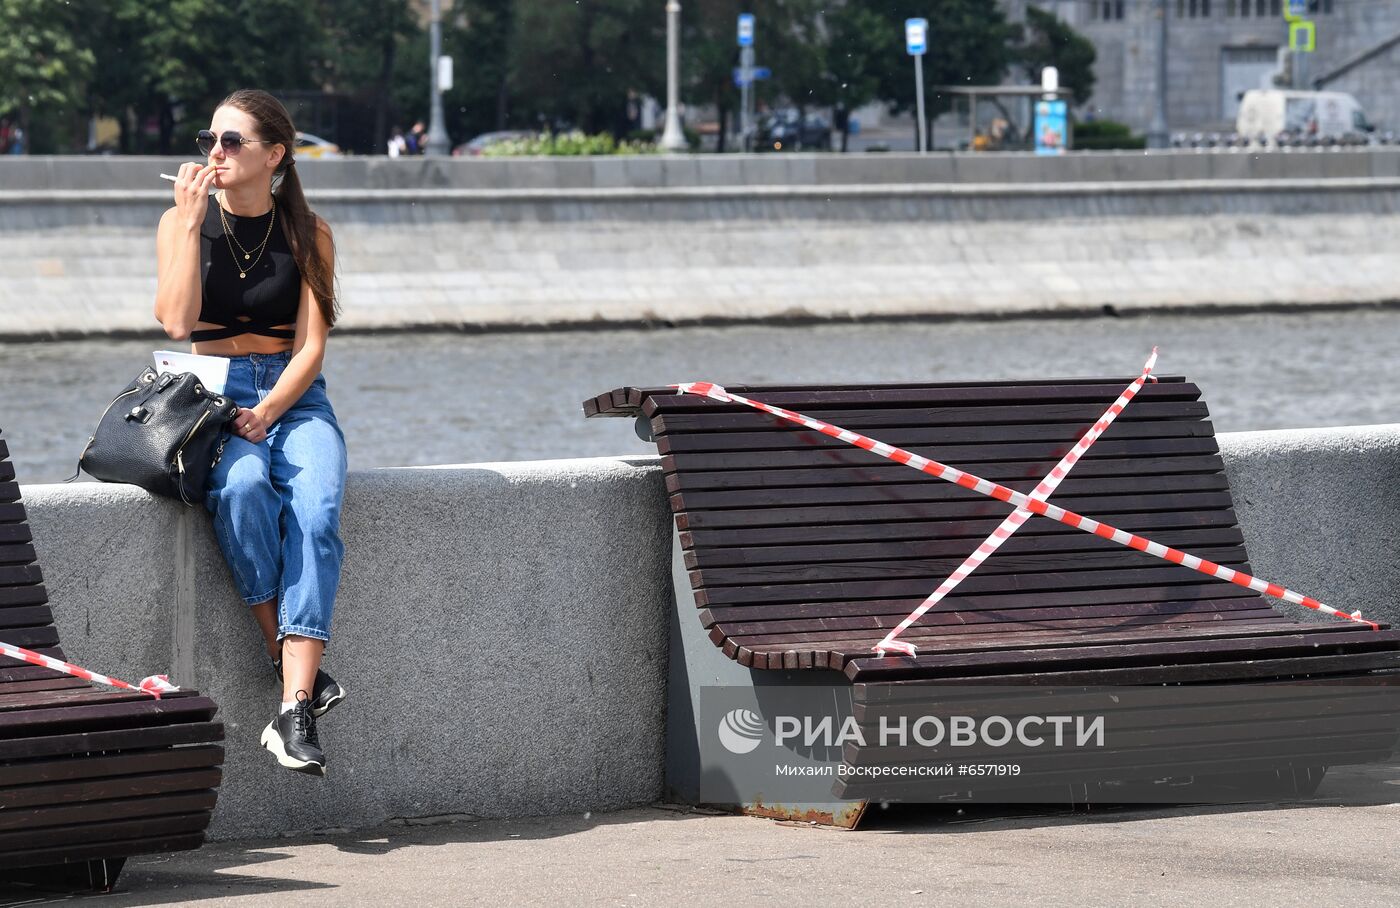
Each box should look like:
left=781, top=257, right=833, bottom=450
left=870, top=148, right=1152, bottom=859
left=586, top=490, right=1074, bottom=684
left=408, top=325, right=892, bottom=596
left=732, top=66, right=770, bottom=88
left=905, top=18, right=927, bottom=56
left=738, top=13, right=755, bottom=47
left=1287, top=0, right=1306, bottom=15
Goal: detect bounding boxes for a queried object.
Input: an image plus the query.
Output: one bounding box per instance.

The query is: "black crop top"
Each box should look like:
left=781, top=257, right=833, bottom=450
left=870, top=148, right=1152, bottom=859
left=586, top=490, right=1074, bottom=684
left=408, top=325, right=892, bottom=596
left=192, top=194, right=302, bottom=342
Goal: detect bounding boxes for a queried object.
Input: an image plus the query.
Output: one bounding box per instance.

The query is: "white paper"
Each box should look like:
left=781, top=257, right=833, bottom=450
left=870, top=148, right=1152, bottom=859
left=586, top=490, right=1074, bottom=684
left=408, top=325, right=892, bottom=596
left=153, top=350, right=230, bottom=395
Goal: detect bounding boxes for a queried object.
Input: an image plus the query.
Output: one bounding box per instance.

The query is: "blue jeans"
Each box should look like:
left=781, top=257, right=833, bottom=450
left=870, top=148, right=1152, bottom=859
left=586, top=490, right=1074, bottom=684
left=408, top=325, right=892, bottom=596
left=203, top=351, right=347, bottom=643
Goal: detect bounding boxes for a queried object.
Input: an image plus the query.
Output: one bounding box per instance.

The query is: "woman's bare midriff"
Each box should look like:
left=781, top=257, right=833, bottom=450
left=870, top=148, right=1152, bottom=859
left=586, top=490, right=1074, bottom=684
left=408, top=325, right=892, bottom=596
left=190, top=320, right=297, bottom=356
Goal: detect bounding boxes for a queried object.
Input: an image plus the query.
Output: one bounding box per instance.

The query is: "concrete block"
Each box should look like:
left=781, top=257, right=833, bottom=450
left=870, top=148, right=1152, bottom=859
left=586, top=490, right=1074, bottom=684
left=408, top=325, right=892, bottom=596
left=20, top=456, right=673, bottom=840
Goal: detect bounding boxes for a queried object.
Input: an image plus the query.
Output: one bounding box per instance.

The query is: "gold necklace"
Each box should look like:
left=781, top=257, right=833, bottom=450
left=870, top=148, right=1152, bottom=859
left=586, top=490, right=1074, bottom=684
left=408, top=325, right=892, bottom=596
left=216, top=192, right=277, bottom=279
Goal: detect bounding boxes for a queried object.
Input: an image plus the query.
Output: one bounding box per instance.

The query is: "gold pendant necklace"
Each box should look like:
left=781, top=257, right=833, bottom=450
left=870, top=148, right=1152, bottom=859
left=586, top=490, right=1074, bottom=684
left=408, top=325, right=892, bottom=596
left=216, top=191, right=277, bottom=279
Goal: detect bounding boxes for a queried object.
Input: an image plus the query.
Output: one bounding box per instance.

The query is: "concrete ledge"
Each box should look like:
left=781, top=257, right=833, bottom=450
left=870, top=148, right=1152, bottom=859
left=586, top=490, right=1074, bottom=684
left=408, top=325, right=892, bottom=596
left=7, top=150, right=1400, bottom=191
left=20, top=456, right=672, bottom=840
left=13, top=424, right=1400, bottom=837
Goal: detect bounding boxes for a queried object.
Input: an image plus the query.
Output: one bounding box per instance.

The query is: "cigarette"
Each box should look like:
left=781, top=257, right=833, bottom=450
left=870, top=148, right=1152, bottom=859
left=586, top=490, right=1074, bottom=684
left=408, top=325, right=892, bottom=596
left=160, top=168, right=226, bottom=182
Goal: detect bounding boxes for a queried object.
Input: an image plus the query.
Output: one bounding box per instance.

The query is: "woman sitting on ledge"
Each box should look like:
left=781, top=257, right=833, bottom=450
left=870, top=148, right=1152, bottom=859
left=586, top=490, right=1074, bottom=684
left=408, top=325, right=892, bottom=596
left=153, top=88, right=347, bottom=777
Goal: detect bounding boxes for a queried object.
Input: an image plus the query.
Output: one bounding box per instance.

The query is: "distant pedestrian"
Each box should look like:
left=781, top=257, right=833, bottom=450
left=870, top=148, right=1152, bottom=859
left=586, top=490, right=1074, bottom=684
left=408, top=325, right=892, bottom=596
left=387, top=126, right=408, bottom=158
left=409, top=121, right=426, bottom=154
left=0, top=117, right=11, bottom=154
left=7, top=122, right=24, bottom=155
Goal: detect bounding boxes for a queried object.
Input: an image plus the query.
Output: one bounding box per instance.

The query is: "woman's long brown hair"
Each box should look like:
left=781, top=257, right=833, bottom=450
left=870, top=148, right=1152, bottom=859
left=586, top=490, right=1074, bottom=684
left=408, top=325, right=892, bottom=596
left=218, top=88, right=339, bottom=329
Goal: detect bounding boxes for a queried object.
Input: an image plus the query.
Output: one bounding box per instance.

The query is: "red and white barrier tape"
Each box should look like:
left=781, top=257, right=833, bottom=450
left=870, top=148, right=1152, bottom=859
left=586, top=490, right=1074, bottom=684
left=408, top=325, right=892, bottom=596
left=873, top=348, right=1160, bottom=657
left=0, top=640, right=178, bottom=698
left=672, top=362, right=1375, bottom=636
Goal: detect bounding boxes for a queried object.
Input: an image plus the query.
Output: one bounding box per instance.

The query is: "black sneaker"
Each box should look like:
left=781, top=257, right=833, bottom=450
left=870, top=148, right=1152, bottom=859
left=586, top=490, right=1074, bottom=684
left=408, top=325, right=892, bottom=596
left=271, top=656, right=347, bottom=718
left=260, top=691, right=326, bottom=777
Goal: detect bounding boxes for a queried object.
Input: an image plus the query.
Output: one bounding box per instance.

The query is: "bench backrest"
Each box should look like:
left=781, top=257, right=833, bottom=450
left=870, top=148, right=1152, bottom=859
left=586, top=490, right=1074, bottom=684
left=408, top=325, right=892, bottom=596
left=588, top=378, right=1277, bottom=671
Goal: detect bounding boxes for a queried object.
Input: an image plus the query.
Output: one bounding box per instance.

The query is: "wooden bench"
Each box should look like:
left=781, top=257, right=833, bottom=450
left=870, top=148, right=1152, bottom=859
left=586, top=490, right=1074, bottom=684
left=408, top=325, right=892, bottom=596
left=0, top=428, right=224, bottom=891
left=587, top=377, right=1400, bottom=804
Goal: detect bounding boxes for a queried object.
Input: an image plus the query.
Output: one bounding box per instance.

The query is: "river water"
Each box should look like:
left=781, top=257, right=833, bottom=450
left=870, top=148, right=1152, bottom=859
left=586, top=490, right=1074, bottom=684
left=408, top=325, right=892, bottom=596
left=2, top=309, right=1397, bottom=485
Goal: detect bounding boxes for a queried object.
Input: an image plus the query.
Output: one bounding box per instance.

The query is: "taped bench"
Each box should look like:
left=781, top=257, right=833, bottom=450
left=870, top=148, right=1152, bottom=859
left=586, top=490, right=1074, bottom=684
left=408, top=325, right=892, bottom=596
left=586, top=377, right=1400, bottom=810
left=0, top=428, right=223, bottom=891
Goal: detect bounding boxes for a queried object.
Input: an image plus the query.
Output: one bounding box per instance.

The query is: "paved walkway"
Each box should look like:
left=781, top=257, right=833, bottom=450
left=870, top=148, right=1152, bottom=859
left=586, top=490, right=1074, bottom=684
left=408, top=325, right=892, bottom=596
left=5, top=766, right=1398, bottom=907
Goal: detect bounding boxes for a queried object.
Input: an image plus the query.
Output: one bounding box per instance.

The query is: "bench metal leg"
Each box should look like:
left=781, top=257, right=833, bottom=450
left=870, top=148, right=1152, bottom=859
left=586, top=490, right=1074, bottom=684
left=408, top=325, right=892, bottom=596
left=0, top=857, right=127, bottom=894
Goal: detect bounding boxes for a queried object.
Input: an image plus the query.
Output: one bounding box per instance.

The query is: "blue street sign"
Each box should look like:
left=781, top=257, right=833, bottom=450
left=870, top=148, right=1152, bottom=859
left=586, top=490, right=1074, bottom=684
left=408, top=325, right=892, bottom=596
left=738, top=13, right=755, bottom=47
left=1286, top=0, right=1307, bottom=15
left=905, top=18, right=928, bottom=56
left=732, top=66, right=771, bottom=88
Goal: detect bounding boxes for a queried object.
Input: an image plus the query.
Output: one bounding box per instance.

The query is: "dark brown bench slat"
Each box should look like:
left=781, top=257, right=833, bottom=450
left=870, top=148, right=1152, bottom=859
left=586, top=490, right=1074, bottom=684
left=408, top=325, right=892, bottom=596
left=844, top=630, right=1400, bottom=681
left=0, top=648, right=67, bottom=677
left=698, top=584, right=1263, bottom=627
left=673, top=472, right=1231, bottom=514
left=736, top=617, right=1341, bottom=658
left=0, top=564, right=43, bottom=587
left=0, top=502, right=27, bottom=523
left=656, top=418, right=1218, bottom=455
left=641, top=382, right=1204, bottom=418
left=0, top=678, right=94, bottom=696
left=0, top=767, right=223, bottom=811
left=713, top=597, right=1276, bottom=636
left=0, top=585, right=49, bottom=608
left=722, top=609, right=1292, bottom=648
left=0, top=745, right=224, bottom=787
left=682, top=508, right=1245, bottom=549
left=0, top=721, right=224, bottom=762
left=676, top=490, right=1236, bottom=533
left=664, top=435, right=1220, bottom=475
left=0, top=541, right=38, bottom=565
left=693, top=559, right=1253, bottom=607
left=0, top=687, right=176, bottom=712
left=0, top=813, right=212, bottom=857
left=653, top=399, right=1210, bottom=436
left=0, top=694, right=219, bottom=736
left=668, top=455, right=1229, bottom=496
left=691, top=544, right=1249, bottom=589
left=688, top=526, right=1246, bottom=569
left=0, top=606, right=57, bottom=629
left=0, top=626, right=59, bottom=650
left=588, top=376, right=1195, bottom=418
left=0, top=523, right=32, bottom=543
left=0, top=790, right=218, bottom=834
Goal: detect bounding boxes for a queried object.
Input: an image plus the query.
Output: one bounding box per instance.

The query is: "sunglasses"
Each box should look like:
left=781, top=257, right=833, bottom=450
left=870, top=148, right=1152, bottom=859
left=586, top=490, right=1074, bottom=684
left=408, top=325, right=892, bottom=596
left=196, top=129, right=272, bottom=157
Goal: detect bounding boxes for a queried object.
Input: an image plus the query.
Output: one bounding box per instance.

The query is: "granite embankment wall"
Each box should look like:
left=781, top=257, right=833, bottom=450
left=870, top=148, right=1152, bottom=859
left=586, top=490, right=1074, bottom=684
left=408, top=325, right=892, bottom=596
left=2, top=153, right=1399, bottom=338
left=14, top=424, right=1400, bottom=839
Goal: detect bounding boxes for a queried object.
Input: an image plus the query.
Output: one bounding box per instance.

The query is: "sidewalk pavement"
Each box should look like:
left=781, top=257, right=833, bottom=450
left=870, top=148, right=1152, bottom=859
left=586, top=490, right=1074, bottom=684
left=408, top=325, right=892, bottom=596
left=4, top=765, right=1398, bottom=907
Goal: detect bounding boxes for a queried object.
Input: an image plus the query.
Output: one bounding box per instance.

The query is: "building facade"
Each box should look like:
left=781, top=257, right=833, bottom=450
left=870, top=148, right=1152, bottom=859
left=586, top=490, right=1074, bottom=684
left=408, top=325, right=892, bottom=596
left=1003, top=1, right=1400, bottom=133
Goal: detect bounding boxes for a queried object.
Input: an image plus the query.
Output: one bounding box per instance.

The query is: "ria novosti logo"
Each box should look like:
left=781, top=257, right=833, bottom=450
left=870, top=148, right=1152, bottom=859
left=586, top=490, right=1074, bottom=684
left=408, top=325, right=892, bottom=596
left=717, top=708, right=765, bottom=754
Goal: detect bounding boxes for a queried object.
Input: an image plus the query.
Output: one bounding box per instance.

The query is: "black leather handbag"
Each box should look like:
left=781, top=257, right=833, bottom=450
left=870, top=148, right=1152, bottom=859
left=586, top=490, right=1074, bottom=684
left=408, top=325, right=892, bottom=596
left=67, top=366, right=240, bottom=506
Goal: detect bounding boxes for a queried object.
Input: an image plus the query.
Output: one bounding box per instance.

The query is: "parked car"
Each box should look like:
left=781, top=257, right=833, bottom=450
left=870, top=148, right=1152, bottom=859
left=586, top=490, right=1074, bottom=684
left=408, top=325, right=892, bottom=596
left=756, top=109, right=832, bottom=152
left=453, top=130, right=536, bottom=156
left=294, top=131, right=342, bottom=159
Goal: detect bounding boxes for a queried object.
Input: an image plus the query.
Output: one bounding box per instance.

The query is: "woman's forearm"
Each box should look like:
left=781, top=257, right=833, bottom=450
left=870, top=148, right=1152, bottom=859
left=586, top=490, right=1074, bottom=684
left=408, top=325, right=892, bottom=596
left=255, top=348, right=323, bottom=425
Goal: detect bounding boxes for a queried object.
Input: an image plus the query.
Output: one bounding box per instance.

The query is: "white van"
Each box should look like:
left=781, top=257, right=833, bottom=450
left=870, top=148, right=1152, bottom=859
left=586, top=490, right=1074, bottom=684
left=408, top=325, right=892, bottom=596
left=1236, top=89, right=1374, bottom=142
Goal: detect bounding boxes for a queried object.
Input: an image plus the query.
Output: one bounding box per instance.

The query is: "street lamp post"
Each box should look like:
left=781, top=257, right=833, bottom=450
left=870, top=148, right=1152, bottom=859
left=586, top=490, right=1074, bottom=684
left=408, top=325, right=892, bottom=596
left=425, top=0, right=452, bottom=156
left=660, top=1, right=688, bottom=152
left=1146, top=0, right=1170, bottom=149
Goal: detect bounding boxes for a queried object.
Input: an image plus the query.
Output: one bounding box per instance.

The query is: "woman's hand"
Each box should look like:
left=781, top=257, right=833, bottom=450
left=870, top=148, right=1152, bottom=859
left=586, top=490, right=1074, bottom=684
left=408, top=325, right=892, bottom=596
left=231, top=406, right=272, bottom=444
left=173, top=162, right=218, bottom=229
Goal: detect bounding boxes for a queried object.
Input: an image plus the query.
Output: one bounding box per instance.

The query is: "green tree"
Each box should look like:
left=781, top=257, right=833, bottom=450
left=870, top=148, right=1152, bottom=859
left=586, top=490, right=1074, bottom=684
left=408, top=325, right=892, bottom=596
left=1018, top=4, right=1096, bottom=106
left=507, top=0, right=663, bottom=135
left=846, top=0, right=1017, bottom=148
left=0, top=0, right=96, bottom=153
left=811, top=2, right=886, bottom=151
